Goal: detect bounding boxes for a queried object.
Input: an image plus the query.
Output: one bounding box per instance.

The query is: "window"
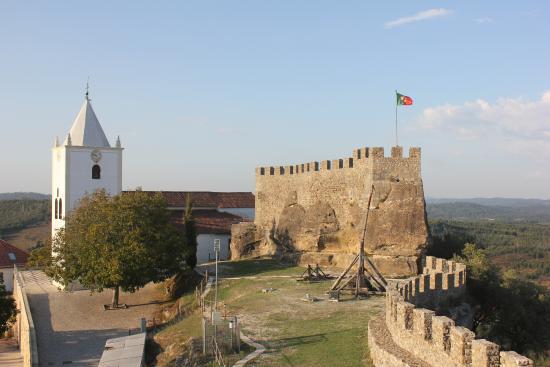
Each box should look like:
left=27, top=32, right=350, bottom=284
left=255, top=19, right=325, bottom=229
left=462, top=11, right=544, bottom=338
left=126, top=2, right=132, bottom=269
left=8, top=253, right=16, bottom=261
left=55, top=198, right=58, bottom=219
left=92, top=164, right=101, bottom=179
left=59, top=198, right=63, bottom=219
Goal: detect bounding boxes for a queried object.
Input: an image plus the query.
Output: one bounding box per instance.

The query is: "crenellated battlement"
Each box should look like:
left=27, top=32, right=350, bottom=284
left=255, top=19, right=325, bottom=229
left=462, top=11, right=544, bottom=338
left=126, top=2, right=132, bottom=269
left=255, top=146, right=421, bottom=176
left=369, top=256, right=535, bottom=367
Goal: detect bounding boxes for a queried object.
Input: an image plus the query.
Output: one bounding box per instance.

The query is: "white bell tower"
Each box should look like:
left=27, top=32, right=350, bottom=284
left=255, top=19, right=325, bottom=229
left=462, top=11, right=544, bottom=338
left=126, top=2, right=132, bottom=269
left=51, top=90, right=123, bottom=238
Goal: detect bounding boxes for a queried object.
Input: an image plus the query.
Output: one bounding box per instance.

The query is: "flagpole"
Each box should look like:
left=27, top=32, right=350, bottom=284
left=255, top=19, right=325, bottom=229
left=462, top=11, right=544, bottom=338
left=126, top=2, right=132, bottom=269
left=395, top=90, right=398, bottom=146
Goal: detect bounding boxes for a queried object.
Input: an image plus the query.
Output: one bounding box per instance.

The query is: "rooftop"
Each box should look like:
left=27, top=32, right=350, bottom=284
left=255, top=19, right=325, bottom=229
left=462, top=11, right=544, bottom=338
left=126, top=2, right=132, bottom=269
left=172, top=209, right=247, bottom=234
left=0, top=239, right=29, bottom=268
left=124, top=191, right=255, bottom=209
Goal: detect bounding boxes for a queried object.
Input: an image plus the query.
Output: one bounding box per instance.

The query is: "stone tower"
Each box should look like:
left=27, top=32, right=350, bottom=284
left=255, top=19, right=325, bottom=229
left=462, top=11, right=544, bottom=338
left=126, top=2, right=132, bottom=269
left=51, top=93, right=123, bottom=238
left=231, top=146, right=429, bottom=277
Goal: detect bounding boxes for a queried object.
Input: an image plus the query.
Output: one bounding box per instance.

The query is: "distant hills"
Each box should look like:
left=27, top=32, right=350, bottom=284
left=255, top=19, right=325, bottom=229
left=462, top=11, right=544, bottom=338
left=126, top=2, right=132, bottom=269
left=426, top=198, right=550, bottom=223
left=0, top=192, right=50, bottom=201
left=1, top=192, right=550, bottom=223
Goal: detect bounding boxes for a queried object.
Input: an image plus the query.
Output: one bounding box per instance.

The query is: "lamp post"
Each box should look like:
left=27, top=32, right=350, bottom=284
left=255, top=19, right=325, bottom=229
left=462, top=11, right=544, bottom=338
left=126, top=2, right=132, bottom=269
left=214, top=238, right=220, bottom=311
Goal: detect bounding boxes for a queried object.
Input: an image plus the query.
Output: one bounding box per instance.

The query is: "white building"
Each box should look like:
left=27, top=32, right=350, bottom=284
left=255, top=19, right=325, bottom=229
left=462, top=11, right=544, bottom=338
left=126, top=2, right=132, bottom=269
left=126, top=191, right=255, bottom=264
left=51, top=93, right=123, bottom=238
left=0, top=239, right=29, bottom=292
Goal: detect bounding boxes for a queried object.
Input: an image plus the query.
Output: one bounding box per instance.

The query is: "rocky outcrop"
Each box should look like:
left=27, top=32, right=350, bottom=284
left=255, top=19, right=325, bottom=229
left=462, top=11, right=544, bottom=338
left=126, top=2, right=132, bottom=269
left=230, top=146, right=429, bottom=277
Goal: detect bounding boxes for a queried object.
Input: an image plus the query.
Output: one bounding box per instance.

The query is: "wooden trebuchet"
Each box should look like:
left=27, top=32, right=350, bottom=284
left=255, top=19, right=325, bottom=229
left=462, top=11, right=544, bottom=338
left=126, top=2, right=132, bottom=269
left=299, top=264, right=333, bottom=282
left=329, top=185, right=387, bottom=298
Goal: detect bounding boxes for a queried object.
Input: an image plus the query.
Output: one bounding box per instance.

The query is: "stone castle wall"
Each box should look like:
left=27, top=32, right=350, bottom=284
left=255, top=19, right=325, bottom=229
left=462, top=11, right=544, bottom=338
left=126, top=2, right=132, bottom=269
left=231, top=146, right=429, bottom=277
left=368, top=256, right=534, bottom=367
left=12, top=267, right=39, bottom=367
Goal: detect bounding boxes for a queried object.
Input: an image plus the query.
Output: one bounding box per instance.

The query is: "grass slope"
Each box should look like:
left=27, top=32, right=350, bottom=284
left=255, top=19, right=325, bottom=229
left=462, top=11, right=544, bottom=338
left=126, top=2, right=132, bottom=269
left=203, top=260, right=384, bottom=367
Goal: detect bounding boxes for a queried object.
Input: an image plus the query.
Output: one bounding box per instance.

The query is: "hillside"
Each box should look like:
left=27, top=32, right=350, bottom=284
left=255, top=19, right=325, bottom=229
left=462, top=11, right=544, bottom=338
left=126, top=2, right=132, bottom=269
left=428, top=220, right=550, bottom=289
left=0, top=192, right=50, bottom=201
left=426, top=199, right=550, bottom=223
left=0, top=198, right=51, bottom=250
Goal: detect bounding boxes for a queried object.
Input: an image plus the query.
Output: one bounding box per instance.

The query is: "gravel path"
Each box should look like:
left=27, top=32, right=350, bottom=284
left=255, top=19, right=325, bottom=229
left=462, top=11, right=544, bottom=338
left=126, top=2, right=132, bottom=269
left=20, top=270, right=165, bottom=367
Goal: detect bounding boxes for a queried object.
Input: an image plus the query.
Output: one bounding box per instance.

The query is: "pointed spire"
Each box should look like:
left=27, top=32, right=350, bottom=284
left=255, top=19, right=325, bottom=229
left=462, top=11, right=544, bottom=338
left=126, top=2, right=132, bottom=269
left=63, top=95, right=110, bottom=147
left=54, top=136, right=59, bottom=147
left=67, top=133, right=72, bottom=146
left=116, top=135, right=121, bottom=148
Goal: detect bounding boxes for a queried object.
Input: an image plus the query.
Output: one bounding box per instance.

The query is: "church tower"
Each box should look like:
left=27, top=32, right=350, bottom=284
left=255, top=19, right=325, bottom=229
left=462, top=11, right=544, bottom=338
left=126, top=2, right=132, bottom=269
left=51, top=92, right=123, bottom=238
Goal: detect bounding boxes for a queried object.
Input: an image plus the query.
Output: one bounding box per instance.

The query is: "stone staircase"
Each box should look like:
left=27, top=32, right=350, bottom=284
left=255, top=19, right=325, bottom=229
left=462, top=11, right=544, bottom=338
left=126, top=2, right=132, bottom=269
left=0, top=339, right=23, bottom=367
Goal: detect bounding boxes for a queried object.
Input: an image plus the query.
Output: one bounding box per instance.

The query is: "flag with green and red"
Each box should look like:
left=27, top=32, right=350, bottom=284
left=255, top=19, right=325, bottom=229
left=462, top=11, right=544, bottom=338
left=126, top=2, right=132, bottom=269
left=396, top=92, right=413, bottom=106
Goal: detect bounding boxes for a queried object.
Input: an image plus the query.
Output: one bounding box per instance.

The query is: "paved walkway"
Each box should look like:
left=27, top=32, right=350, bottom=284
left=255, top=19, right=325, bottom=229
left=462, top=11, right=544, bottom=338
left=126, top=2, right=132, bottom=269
left=20, top=270, right=165, bottom=367
left=0, top=339, right=23, bottom=367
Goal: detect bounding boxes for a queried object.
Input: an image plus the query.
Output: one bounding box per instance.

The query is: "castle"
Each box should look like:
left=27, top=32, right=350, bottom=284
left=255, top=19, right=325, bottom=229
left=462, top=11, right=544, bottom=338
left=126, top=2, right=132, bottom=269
left=231, top=145, right=429, bottom=277
left=368, top=256, right=534, bottom=366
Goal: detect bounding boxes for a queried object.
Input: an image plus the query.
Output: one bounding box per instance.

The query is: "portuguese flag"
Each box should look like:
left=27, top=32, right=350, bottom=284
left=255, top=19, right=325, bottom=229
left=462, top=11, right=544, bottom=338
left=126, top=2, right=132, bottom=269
left=396, top=92, right=413, bottom=106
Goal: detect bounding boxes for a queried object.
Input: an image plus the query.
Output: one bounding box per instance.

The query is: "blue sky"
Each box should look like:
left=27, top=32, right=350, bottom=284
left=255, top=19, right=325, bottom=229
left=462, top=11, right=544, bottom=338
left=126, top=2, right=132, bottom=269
left=1, top=1, right=549, bottom=198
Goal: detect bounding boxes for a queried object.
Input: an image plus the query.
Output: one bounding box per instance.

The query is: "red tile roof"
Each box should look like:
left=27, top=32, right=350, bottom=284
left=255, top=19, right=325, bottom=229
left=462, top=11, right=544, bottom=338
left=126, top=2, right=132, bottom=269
left=124, top=191, right=255, bottom=209
left=172, top=209, right=249, bottom=234
left=0, top=239, right=29, bottom=268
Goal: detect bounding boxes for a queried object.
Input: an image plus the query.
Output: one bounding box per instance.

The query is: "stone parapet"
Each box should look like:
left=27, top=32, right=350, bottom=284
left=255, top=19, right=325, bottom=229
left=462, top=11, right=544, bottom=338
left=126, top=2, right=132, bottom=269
left=369, top=256, right=534, bottom=367
left=12, top=266, right=39, bottom=367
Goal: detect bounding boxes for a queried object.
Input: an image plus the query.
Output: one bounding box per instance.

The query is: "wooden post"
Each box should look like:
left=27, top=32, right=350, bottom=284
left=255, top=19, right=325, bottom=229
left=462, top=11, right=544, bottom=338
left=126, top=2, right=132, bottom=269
left=356, top=184, right=375, bottom=298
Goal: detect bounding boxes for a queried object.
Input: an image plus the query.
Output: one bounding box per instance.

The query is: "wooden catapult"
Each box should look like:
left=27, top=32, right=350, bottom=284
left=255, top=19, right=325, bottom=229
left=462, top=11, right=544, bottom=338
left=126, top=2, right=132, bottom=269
left=297, top=264, right=334, bottom=282
left=329, top=185, right=387, bottom=299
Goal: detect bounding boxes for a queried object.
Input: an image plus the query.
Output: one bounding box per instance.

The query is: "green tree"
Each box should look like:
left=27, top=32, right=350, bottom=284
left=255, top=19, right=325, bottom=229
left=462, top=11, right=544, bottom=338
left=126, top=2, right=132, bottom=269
left=0, top=275, right=16, bottom=334
left=165, top=194, right=198, bottom=298
left=454, top=243, right=550, bottom=361
left=51, top=190, right=186, bottom=308
left=183, top=194, right=198, bottom=269
left=27, top=239, right=53, bottom=274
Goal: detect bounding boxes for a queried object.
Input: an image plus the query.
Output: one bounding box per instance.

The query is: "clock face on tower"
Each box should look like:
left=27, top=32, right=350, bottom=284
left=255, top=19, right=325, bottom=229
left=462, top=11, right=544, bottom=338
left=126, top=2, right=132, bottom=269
left=91, top=149, right=102, bottom=163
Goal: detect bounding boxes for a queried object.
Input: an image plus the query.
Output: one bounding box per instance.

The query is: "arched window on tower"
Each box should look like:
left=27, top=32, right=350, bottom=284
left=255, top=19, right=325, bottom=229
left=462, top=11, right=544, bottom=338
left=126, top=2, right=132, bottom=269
left=92, top=164, right=101, bottom=179
left=59, top=198, right=63, bottom=219
left=55, top=198, right=58, bottom=219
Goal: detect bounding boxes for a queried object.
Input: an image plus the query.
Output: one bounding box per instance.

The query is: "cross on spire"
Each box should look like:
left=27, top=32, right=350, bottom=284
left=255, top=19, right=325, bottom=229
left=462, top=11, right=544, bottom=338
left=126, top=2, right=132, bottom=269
left=85, top=77, right=90, bottom=100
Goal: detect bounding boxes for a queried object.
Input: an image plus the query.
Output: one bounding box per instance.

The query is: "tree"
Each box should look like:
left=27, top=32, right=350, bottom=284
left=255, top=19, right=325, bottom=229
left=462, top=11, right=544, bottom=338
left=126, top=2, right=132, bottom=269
left=51, top=190, right=186, bottom=308
left=27, top=239, right=53, bottom=275
left=454, top=243, right=550, bottom=360
left=165, top=194, right=199, bottom=298
left=183, top=193, right=198, bottom=269
left=0, top=275, right=16, bottom=335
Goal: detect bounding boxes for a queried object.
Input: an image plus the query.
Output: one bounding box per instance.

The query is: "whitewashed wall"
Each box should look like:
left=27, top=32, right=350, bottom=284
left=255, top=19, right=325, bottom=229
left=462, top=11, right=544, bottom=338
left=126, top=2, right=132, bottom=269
left=51, top=145, right=122, bottom=238
left=197, top=234, right=230, bottom=264
left=0, top=267, right=14, bottom=292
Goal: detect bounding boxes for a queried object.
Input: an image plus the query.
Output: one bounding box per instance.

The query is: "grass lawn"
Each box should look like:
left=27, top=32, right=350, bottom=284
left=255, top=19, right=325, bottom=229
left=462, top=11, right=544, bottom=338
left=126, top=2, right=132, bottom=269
left=204, top=260, right=385, bottom=367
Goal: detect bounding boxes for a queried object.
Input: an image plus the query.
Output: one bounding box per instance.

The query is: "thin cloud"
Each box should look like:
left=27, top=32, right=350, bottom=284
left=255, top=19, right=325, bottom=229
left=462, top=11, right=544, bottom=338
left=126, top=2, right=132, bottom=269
left=417, top=91, right=550, bottom=156
left=384, top=8, right=453, bottom=29
left=475, top=17, right=494, bottom=24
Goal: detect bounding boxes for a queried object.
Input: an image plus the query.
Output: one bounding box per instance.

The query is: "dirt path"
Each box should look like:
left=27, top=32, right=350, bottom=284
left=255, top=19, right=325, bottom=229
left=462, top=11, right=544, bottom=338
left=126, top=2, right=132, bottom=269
left=20, top=270, right=165, bottom=367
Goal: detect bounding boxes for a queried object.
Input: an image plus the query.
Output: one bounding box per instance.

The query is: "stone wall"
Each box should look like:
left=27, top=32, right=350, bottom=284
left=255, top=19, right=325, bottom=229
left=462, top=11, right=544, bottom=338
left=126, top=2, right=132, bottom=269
left=12, top=267, right=39, bottom=367
left=368, top=256, right=534, bottom=367
left=231, top=146, right=429, bottom=277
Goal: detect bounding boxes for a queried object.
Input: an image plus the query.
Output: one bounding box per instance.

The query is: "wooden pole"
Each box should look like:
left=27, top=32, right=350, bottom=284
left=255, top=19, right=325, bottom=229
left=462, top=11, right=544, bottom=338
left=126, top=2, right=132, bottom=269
left=355, top=185, right=375, bottom=298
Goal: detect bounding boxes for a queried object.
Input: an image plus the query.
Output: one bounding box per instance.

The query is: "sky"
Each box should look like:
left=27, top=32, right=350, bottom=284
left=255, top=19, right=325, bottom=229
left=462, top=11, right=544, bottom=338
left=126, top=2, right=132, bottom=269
left=1, top=1, right=549, bottom=198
